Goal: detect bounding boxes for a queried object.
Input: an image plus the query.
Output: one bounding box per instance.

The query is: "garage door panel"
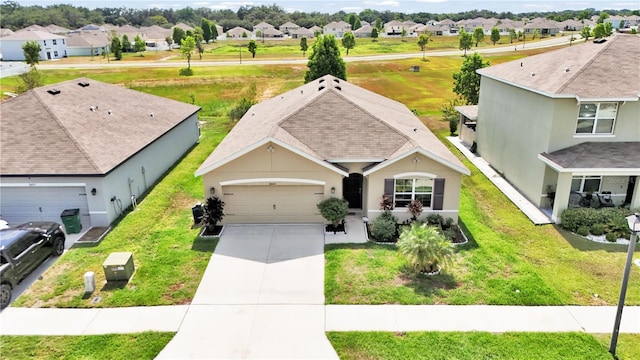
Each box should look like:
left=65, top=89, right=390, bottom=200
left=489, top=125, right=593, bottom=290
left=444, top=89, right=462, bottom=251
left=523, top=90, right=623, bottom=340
left=223, top=185, right=324, bottom=223
left=0, top=187, right=90, bottom=228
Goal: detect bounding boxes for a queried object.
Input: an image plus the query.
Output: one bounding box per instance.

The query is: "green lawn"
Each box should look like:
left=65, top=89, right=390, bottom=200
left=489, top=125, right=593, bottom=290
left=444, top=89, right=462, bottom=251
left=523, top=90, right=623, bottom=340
left=328, top=332, right=640, bottom=360
left=0, top=332, right=173, bottom=360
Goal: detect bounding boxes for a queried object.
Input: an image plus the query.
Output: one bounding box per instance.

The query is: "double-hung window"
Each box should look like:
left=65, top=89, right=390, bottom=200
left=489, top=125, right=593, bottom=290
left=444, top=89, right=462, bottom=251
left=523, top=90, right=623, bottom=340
left=575, top=102, right=617, bottom=135
left=394, top=178, right=433, bottom=207
left=571, top=176, right=602, bottom=193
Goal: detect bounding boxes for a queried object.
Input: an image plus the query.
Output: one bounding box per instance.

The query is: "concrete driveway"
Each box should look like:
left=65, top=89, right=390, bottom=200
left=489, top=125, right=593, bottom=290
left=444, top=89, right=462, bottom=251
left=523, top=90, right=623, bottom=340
left=156, top=224, right=338, bottom=359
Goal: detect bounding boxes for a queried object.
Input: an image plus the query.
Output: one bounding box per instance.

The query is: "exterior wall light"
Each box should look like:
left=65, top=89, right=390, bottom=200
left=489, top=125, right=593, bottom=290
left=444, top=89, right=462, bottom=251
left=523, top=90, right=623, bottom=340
left=331, top=187, right=336, bottom=194
left=91, top=188, right=97, bottom=196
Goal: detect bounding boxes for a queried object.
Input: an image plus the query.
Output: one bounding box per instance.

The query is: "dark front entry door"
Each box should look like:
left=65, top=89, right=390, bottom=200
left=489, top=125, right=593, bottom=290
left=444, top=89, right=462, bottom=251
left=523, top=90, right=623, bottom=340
left=625, top=176, right=636, bottom=206
left=343, top=173, right=363, bottom=209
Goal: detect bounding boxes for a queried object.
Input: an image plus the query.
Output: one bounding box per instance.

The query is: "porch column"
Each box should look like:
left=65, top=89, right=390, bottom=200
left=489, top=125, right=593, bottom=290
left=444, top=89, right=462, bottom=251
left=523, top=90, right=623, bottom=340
left=631, top=177, right=640, bottom=209
left=551, top=172, right=572, bottom=223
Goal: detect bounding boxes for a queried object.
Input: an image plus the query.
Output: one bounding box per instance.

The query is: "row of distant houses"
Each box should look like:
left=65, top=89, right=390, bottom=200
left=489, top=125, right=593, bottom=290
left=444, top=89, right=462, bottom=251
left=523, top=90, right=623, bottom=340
left=1, top=14, right=638, bottom=61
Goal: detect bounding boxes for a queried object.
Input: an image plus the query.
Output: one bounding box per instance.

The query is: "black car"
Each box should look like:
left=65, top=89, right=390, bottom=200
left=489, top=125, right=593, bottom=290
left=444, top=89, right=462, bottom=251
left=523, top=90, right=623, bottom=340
left=0, top=222, right=66, bottom=309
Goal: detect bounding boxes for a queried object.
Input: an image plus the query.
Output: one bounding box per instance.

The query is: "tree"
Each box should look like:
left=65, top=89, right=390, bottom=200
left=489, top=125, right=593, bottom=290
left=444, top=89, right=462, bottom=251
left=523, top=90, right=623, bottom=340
left=341, top=31, right=355, bottom=55
left=597, top=11, right=609, bottom=24
left=346, top=13, right=357, bottom=29
left=604, top=22, right=613, bottom=36
left=194, top=30, right=204, bottom=59
left=247, top=40, right=257, bottom=58
left=417, top=33, right=430, bottom=60
left=458, top=29, right=472, bottom=56
left=121, top=34, right=131, bottom=52
left=452, top=52, right=489, bottom=105
left=201, top=18, right=212, bottom=43
left=304, top=34, right=347, bottom=83
left=397, top=223, right=455, bottom=274
left=300, top=37, right=308, bottom=56
left=509, top=28, right=516, bottom=43
left=374, top=18, right=383, bottom=30
left=400, top=28, right=407, bottom=41
left=371, top=27, right=379, bottom=41
left=490, top=27, right=500, bottom=45
left=172, top=27, right=186, bottom=46
left=110, top=36, right=122, bottom=60
left=581, top=25, right=591, bottom=41
left=472, top=27, right=484, bottom=47
left=180, top=35, right=196, bottom=69
left=228, top=97, right=255, bottom=121
left=133, top=35, right=146, bottom=55
left=592, top=23, right=606, bottom=38
left=16, top=67, right=44, bottom=93
left=22, top=41, right=41, bottom=66
left=440, top=98, right=464, bottom=135
left=165, top=35, right=173, bottom=49
left=211, top=22, right=219, bottom=42
left=532, top=29, right=539, bottom=40
left=354, top=18, right=362, bottom=30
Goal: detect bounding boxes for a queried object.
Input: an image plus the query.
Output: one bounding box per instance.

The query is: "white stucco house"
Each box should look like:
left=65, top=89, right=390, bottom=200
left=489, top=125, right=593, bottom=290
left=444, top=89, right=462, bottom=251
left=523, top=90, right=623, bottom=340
left=0, top=78, right=201, bottom=229
left=196, top=75, right=470, bottom=225
left=463, top=34, right=640, bottom=223
left=323, top=21, right=351, bottom=38
left=0, top=30, right=68, bottom=61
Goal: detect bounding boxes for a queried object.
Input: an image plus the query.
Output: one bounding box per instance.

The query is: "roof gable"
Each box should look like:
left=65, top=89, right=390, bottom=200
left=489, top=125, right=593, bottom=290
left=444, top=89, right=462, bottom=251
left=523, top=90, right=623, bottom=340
left=1, top=78, right=200, bottom=176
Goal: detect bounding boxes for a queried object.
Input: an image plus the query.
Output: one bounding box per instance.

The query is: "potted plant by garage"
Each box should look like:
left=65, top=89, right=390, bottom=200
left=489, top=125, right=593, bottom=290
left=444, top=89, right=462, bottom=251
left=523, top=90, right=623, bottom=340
left=396, top=222, right=455, bottom=275
left=317, top=197, right=349, bottom=234
left=201, top=196, right=225, bottom=237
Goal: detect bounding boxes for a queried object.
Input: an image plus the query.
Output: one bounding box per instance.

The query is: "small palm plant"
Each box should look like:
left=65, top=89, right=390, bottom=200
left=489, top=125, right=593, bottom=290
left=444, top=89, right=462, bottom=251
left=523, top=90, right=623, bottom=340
left=396, top=222, right=455, bottom=274
left=202, top=196, right=225, bottom=233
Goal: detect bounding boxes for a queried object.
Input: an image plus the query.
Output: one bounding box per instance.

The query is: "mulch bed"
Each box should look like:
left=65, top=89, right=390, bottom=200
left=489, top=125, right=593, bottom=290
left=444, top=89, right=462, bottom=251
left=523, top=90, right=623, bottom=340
left=76, top=227, right=110, bottom=243
left=366, top=223, right=467, bottom=244
left=200, top=225, right=224, bottom=237
left=325, top=222, right=346, bottom=234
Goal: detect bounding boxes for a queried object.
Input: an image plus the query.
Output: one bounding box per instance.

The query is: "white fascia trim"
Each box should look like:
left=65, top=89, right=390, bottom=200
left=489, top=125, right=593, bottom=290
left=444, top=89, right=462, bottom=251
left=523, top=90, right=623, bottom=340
left=393, top=172, right=438, bottom=179
left=0, top=182, right=86, bottom=188
left=194, top=137, right=348, bottom=177
left=220, top=178, right=326, bottom=186
left=327, top=158, right=385, bottom=163
left=480, top=73, right=640, bottom=102
left=364, top=149, right=470, bottom=177
left=538, top=154, right=640, bottom=175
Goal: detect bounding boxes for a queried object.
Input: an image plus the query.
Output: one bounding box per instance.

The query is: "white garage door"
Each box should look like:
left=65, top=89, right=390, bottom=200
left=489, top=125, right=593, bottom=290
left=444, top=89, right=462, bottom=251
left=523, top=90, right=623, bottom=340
left=0, top=186, right=91, bottom=228
left=223, top=185, right=324, bottom=223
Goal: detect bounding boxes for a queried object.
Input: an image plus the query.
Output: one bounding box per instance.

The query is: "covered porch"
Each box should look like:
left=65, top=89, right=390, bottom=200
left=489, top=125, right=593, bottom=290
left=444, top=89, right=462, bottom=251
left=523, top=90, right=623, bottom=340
left=455, top=105, right=478, bottom=150
left=539, top=142, right=640, bottom=223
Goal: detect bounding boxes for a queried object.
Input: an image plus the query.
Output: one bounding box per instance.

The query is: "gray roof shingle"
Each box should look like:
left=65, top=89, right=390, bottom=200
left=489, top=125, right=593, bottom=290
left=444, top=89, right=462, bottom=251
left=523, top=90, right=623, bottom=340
left=478, top=34, right=640, bottom=100
left=540, top=142, right=640, bottom=169
left=1, top=78, right=200, bottom=176
left=196, top=75, right=468, bottom=176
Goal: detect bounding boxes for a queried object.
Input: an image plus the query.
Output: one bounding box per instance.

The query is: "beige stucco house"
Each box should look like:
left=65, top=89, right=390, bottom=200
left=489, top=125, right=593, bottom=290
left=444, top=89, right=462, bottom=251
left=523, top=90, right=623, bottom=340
left=196, top=75, right=470, bottom=224
left=470, top=34, right=640, bottom=223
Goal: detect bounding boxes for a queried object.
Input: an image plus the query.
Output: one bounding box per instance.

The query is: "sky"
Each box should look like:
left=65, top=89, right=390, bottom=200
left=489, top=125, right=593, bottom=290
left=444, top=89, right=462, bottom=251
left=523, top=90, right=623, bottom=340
left=13, top=0, right=640, bottom=14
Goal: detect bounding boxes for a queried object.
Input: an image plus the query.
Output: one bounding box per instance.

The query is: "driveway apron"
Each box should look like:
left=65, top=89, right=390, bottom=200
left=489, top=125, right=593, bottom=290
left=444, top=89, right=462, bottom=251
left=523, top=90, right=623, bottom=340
left=156, top=224, right=338, bottom=359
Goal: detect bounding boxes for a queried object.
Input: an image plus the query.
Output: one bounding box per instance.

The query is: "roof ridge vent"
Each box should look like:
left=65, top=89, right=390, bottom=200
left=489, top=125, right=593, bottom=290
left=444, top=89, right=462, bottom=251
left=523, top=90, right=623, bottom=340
left=78, top=81, right=90, bottom=87
left=335, top=85, right=341, bottom=91
left=333, top=78, right=340, bottom=83
left=318, top=85, right=325, bottom=91
left=564, top=67, right=570, bottom=72
left=319, top=78, right=325, bottom=83
left=47, top=89, right=61, bottom=95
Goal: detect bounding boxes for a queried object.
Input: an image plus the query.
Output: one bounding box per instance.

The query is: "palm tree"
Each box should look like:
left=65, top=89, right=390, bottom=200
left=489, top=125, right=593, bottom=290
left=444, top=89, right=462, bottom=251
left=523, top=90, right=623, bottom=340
left=397, top=223, right=454, bottom=273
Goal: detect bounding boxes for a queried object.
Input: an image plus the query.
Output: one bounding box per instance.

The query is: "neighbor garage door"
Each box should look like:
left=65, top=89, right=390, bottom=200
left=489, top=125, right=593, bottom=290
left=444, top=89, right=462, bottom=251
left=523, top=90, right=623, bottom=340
left=222, top=185, right=324, bottom=223
left=0, top=186, right=91, bottom=228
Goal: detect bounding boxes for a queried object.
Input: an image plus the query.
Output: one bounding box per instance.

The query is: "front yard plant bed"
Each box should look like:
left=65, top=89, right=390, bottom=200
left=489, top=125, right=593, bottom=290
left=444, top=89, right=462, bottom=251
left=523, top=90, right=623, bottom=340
left=325, top=222, right=346, bottom=234
left=199, top=225, right=224, bottom=238
left=365, top=222, right=468, bottom=245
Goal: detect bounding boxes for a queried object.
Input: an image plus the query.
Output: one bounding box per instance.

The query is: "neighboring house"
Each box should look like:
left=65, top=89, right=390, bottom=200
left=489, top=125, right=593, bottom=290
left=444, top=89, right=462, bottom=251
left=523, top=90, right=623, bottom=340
left=195, top=75, right=470, bottom=224
left=291, top=27, right=314, bottom=39
left=45, top=24, right=70, bottom=34
left=0, top=30, right=67, bottom=60
left=0, top=78, right=201, bottom=228
left=384, top=20, right=404, bottom=35
left=468, top=34, right=639, bottom=223
left=0, top=28, right=14, bottom=37
left=227, top=26, right=252, bottom=39
left=323, top=21, right=351, bottom=38
left=279, top=21, right=299, bottom=35
left=524, top=18, right=561, bottom=36
left=353, top=24, right=373, bottom=38
left=253, top=22, right=274, bottom=33
left=309, top=25, right=323, bottom=36
left=174, top=22, right=194, bottom=32
left=257, top=27, right=284, bottom=38
left=65, top=32, right=109, bottom=56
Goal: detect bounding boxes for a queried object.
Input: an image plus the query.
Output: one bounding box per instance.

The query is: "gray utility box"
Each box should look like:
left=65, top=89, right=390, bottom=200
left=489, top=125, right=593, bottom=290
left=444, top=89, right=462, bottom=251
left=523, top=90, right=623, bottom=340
left=103, top=252, right=135, bottom=281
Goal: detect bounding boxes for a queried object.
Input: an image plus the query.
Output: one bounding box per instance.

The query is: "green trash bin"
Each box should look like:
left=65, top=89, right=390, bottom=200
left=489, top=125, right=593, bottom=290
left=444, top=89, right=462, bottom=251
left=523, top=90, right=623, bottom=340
left=60, top=208, right=82, bottom=234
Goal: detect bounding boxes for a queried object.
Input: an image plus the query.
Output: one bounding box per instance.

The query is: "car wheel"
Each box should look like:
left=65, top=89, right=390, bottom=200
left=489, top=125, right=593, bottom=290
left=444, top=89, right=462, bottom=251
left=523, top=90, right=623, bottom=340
left=52, top=237, right=65, bottom=256
left=0, top=283, right=12, bottom=310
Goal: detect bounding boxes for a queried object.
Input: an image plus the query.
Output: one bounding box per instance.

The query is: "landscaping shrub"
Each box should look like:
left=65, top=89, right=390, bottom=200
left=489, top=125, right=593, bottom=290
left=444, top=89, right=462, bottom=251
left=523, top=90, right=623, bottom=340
left=604, top=216, right=632, bottom=239
left=426, top=214, right=444, bottom=228
left=397, top=222, right=455, bottom=273
left=317, top=197, right=349, bottom=227
left=202, top=196, right=225, bottom=232
left=370, top=211, right=398, bottom=242
left=442, top=217, right=454, bottom=230
left=561, top=207, right=638, bottom=233
left=379, top=195, right=394, bottom=210
left=407, top=199, right=423, bottom=221
left=576, top=226, right=590, bottom=236
left=179, top=67, right=193, bottom=76
left=590, top=223, right=605, bottom=236
left=605, top=233, right=618, bottom=242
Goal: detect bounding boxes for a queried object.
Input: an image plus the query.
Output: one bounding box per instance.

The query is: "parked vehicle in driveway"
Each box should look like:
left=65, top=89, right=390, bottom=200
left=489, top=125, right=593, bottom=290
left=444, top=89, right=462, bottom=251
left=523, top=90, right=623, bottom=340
left=0, top=222, right=66, bottom=309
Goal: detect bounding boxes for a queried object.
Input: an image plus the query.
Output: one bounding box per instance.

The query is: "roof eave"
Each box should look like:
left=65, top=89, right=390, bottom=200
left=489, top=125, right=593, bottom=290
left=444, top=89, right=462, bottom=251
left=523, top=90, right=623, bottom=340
left=363, top=148, right=470, bottom=177
left=537, top=154, right=640, bottom=175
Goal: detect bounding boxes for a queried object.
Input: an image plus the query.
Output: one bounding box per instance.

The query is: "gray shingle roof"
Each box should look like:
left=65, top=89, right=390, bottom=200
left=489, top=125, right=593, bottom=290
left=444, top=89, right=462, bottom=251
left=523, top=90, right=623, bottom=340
left=539, top=142, right=640, bottom=169
left=1, top=78, right=200, bottom=176
left=478, top=34, right=640, bottom=100
left=195, top=75, right=468, bottom=176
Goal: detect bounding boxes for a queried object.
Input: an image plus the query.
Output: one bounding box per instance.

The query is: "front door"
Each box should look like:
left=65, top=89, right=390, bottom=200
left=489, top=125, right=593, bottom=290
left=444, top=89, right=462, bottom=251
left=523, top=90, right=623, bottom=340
left=625, top=176, right=637, bottom=206
left=343, top=173, right=363, bottom=209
